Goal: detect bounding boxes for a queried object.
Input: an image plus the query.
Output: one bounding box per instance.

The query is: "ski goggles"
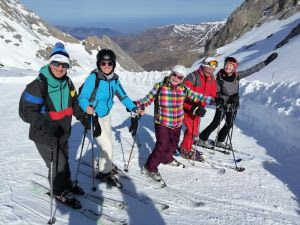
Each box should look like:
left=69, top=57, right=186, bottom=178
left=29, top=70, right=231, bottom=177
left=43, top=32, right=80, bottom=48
left=171, top=73, right=184, bottom=81
left=51, top=61, right=70, bottom=69
left=203, top=60, right=218, bottom=68
left=100, top=61, right=114, bottom=67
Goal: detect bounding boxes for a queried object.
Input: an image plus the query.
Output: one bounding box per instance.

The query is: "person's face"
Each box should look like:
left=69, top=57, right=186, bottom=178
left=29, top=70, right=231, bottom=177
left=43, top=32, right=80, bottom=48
left=202, top=66, right=216, bottom=77
left=170, top=73, right=184, bottom=86
left=225, top=62, right=235, bottom=74
left=50, top=61, right=69, bottom=78
left=99, top=60, right=113, bottom=75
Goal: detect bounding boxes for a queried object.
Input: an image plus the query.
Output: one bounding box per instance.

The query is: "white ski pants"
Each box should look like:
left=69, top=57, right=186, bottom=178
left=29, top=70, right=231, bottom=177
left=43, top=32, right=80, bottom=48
left=95, top=114, right=113, bottom=173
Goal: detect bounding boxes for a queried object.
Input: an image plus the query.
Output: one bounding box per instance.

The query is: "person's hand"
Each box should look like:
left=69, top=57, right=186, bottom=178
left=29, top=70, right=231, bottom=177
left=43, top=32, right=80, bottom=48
left=135, top=108, right=145, bottom=116
left=214, top=97, right=224, bottom=106
left=191, top=105, right=206, bottom=117
left=264, top=52, right=278, bottom=65
left=86, top=106, right=94, bottom=115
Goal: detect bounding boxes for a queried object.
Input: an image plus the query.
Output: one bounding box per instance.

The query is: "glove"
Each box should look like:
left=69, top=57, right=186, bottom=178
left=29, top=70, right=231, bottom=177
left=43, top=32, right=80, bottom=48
left=214, top=97, right=224, bottom=106
left=81, top=117, right=91, bottom=131
left=46, top=121, right=64, bottom=138
left=191, top=105, right=206, bottom=117
left=129, top=115, right=139, bottom=136
left=92, top=115, right=101, bottom=137
left=264, top=52, right=278, bottom=65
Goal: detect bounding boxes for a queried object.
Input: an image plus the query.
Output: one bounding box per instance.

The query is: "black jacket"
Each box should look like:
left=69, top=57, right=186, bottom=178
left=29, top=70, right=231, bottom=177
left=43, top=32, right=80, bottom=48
left=21, top=66, right=86, bottom=145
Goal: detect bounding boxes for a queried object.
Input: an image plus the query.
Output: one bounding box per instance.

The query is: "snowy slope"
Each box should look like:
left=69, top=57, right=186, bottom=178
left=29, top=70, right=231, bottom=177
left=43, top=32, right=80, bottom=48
left=192, top=12, right=300, bottom=83
left=0, top=80, right=300, bottom=225
left=0, top=0, right=143, bottom=74
left=0, top=0, right=95, bottom=73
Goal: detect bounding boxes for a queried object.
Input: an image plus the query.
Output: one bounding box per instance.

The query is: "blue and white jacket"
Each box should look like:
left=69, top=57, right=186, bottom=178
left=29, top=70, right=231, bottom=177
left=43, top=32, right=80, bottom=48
left=79, top=70, right=137, bottom=117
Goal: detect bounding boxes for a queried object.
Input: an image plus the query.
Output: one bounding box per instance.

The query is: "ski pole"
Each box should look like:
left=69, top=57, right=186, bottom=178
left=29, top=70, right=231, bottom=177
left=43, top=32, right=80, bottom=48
left=90, top=113, right=97, bottom=191
left=224, top=103, right=245, bottom=172
left=74, top=128, right=87, bottom=187
left=48, top=137, right=56, bottom=224
left=124, top=114, right=141, bottom=172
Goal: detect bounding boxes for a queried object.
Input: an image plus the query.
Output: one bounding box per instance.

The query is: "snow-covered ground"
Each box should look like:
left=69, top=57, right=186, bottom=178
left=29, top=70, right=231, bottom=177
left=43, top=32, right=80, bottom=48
left=0, top=71, right=299, bottom=224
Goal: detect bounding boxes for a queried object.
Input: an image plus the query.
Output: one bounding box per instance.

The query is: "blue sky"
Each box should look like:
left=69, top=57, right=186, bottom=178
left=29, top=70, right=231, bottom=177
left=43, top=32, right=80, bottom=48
left=20, top=0, right=243, bottom=33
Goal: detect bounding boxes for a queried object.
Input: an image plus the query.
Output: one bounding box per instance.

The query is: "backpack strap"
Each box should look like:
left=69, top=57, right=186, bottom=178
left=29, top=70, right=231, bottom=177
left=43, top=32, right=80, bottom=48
left=90, top=72, right=100, bottom=101
left=154, top=77, right=168, bottom=114
left=187, top=70, right=201, bottom=87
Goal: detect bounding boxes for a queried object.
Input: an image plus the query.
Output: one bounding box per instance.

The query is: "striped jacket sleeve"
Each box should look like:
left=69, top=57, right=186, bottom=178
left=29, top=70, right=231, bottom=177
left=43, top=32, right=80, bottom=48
left=185, top=86, right=213, bottom=105
left=136, top=82, right=161, bottom=108
left=21, top=79, right=50, bottom=132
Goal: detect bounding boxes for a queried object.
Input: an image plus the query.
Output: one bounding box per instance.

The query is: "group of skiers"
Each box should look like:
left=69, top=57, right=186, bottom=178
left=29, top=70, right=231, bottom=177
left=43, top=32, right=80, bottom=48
left=19, top=42, right=278, bottom=209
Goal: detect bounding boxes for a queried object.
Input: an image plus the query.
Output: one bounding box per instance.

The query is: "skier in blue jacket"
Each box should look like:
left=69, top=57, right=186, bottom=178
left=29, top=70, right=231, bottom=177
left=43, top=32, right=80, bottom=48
left=79, top=49, right=142, bottom=188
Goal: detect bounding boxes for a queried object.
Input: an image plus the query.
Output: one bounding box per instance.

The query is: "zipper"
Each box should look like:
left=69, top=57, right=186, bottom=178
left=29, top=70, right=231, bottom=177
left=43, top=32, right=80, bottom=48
left=106, top=81, right=111, bottom=115
left=60, top=80, right=63, bottom=110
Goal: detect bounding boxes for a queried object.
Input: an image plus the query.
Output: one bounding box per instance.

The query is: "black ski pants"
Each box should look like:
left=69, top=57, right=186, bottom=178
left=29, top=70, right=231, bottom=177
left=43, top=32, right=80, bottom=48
left=199, top=108, right=234, bottom=143
left=35, top=140, right=72, bottom=195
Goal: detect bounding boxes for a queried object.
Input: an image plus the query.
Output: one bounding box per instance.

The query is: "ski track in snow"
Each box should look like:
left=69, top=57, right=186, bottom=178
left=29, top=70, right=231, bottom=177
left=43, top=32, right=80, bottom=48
left=0, top=81, right=299, bottom=225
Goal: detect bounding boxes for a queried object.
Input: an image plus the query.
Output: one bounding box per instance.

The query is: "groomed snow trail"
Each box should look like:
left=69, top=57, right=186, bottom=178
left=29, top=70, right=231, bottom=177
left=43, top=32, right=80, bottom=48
left=0, top=81, right=299, bottom=225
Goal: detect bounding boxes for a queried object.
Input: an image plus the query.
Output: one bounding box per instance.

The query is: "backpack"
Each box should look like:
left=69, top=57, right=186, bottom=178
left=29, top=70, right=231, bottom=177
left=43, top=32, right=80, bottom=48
left=78, top=71, right=100, bottom=102
left=19, top=74, right=73, bottom=123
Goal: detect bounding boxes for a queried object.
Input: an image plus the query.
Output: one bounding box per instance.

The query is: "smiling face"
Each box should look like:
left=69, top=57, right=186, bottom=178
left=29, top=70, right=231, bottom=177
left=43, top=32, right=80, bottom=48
left=224, top=62, right=235, bottom=74
left=170, top=73, right=184, bottom=86
left=99, top=60, right=114, bottom=75
left=50, top=61, right=68, bottom=78
left=202, top=66, right=216, bottom=77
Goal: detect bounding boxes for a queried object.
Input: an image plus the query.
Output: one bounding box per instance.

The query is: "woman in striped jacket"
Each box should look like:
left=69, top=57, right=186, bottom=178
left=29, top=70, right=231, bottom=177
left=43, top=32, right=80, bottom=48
left=135, top=65, right=214, bottom=183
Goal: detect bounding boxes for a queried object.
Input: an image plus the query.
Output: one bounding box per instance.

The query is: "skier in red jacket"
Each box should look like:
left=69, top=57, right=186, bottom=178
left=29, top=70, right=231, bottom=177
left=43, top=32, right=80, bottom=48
left=179, top=57, right=218, bottom=161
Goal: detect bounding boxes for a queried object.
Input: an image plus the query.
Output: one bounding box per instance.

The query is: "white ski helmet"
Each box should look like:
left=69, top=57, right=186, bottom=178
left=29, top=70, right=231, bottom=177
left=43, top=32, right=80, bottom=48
left=202, top=57, right=218, bottom=68
left=171, top=65, right=187, bottom=77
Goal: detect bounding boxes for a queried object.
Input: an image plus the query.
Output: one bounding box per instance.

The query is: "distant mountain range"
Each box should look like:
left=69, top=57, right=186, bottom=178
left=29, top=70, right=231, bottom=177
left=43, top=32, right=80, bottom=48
left=56, top=22, right=225, bottom=71
left=55, top=26, right=124, bottom=40
left=112, top=22, right=225, bottom=71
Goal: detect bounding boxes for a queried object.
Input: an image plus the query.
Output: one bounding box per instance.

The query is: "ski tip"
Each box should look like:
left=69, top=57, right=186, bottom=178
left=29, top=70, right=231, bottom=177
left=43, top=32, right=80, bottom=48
left=195, top=202, right=205, bottom=207
left=236, top=167, right=245, bottom=172
left=161, top=204, right=170, bottom=210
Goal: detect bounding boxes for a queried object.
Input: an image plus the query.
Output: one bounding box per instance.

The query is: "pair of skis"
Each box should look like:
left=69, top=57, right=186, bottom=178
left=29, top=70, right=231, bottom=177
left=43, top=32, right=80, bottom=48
left=78, top=163, right=170, bottom=211
left=30, top=179, right=128, bottom=225
left=194, top=140, right=245, bottom=172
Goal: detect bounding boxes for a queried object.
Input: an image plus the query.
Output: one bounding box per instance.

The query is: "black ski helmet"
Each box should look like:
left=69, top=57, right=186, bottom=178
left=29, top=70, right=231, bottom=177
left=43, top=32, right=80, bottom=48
left=96, top=48, right=116, bottom=72
left=224, top=56, right=238, bottom=65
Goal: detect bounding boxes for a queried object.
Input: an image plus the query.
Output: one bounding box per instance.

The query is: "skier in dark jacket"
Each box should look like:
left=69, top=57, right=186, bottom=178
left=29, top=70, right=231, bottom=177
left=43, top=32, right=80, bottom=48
left=198, top=52, right=278, bottom=149
left=20, top=42, right=89, bottom=208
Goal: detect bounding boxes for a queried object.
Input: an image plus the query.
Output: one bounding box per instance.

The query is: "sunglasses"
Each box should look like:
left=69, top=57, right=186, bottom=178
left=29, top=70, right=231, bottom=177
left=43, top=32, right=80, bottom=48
left=171, top=73, right=184, bottom=81
left=51, top=61, right=70, bottom=69
left=204, top=60, right=218, bottom=68
left=100, top=61, right=114, bottom=67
